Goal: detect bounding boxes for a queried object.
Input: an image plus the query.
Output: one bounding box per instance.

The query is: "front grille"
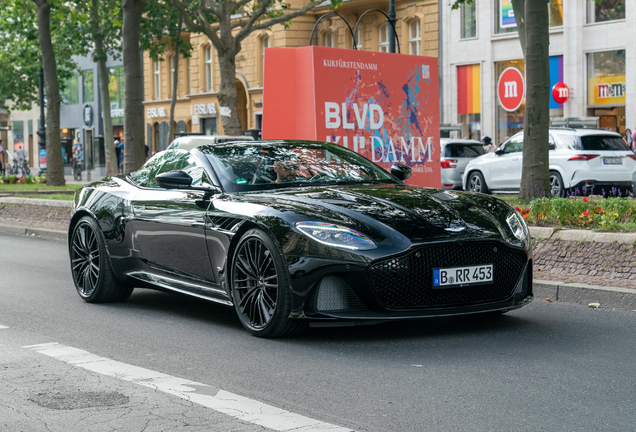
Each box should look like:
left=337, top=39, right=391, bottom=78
left=368, top=242, right=527, bottom=309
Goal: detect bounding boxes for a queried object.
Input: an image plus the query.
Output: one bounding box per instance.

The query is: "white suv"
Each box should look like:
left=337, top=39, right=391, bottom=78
left=462, top=128, right=636, bottom=196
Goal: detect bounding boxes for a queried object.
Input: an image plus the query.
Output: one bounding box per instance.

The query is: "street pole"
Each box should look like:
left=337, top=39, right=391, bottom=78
left=388, top=0, right=396, bottom=53
left=37, top=68, right=46, bottom=176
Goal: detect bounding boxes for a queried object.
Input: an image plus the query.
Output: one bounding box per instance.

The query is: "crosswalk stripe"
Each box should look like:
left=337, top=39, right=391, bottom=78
left=23, top=342, right=353, bottom=432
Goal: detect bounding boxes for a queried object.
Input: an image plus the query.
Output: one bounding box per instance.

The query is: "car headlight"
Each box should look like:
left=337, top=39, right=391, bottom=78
left=506, top=211, right=529, bottom=245
left=295, top=222, right=376, bottom=250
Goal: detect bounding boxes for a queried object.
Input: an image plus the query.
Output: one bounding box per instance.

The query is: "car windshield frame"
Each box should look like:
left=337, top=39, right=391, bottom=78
left=198, top=141, right=401, bottom=193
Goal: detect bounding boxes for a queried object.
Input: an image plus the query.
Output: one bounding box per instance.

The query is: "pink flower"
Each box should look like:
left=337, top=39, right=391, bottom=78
left=581, top=210, right=590, bottom=216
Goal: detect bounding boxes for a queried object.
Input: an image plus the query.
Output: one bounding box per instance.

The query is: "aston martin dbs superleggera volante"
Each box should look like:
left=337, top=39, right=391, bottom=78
left=68, top=140, right=533, bottom=337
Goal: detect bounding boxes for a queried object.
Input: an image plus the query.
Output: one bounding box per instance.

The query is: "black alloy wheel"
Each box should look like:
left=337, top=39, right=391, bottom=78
left=70, top=216, right=133, bottom=303
left=231, top=229, right=306, bottom=337
left=549, top=171, right=564, bottom=197
left=468, top=171, right=488, bottom=194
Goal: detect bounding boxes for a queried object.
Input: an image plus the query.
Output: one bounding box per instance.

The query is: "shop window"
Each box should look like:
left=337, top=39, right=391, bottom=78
left=62, top=73, right=79, bottom=105
left=587, top=50, right=626, bottom=107
left=457, top=64, right=481, bottom=139
left=495, top=0, right=516, bottom=34
left=549, top=0, right=563, bottom=26
left=409, top=20, right=421, bottom=55
left=201, top=117, right=218, bottom=135
left=324, top=31, right=335, bottom=48
left=379, top=23, right=389, bottom=52
left=82, top=70, right=94, bottom=103
left=205, top=45, right=213, bottom=92
left=461, top=1, right=476, bottom=39
left=108, top=66, right=124, bottom=125
left=495, top=59, right=525, bottom=145
left=587, top=0, right=625, bottom=24
left=153, top=61, right=160, bottom=100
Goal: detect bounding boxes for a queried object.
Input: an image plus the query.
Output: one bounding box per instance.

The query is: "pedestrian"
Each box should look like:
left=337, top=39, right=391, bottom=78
left=118, top=140, right=125, bottom=173
left=114, top=139, right=122, bottom=172
left=623, top=128, right=632, bottom=147
left=482, top=136, right=496, bottom=153
left=631, top=129, right=636, bottom=152
left=0, top=139, right=5, bottom=175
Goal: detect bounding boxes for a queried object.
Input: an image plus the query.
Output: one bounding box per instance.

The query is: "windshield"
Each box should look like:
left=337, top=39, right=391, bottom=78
left=580, top=135, right=630, bottom=151
left=444, top=143, right=485, bottom=158
left=199, top=141, right=398, bottom=192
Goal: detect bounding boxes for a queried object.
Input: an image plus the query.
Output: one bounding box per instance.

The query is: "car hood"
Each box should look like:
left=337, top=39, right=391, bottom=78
left=218, top=184, right=513, bottom=244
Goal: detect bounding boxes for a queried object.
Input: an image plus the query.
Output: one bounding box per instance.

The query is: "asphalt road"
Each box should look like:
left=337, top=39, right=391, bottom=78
left=1, top=233, right=635, bottom=431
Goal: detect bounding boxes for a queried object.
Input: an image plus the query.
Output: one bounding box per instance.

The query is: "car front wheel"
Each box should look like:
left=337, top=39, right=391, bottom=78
left=230, top=228, right=307, bottom=338
left=70, top=216, right=133, bottom=303
left=467, top=171, right=489, bottom=194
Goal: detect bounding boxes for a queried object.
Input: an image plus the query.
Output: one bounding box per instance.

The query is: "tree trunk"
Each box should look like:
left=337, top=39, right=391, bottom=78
left=217, top=50, right=242, bottom=135
left=519, top=0, right=550, bottom=199
left=33, top=0, right=64, bottom=186
left=511, top=0, right=526, bottom=58
left=168, top=19, right=181, bottom=144
left=123, top=0, right=146, bottom=173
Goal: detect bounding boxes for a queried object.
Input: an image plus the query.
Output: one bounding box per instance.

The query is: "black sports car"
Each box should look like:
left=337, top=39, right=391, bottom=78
left=69, top=140, right=533, bottom=337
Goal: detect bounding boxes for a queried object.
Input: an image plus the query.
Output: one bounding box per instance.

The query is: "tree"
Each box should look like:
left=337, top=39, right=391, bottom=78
left=122, top=0, right=146, bottom=173
left=83, top=0, right=123, bottom=177
left=171, top=0, right=341, bottom=136
left=453, top=0, right=549, bottom=198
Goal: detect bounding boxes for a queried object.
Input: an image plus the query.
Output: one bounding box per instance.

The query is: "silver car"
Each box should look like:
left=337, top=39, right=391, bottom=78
left=440, top=139, right=486, bottom=190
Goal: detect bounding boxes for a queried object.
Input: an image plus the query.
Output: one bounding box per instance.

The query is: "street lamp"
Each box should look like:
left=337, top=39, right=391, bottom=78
left=37, top=68, right=46, bottom=176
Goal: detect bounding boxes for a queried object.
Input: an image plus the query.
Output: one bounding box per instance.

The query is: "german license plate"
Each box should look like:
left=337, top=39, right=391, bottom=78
left=433, top=265, right=493, bottom=288
left=603, top=158, right=622, bottom=165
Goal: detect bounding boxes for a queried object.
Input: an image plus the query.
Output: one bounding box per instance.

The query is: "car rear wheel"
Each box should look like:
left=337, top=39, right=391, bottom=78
left=230, top=229, right=307, bottom=338
left=70, top=216, right=133, bottom=303
left=549, top=171, right=564, bottom=197
left=467, top=171, right=488, bottom=194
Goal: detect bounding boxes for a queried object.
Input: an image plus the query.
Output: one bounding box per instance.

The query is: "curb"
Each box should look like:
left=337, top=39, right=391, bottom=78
left=534, top=280, right=636, bottom=310
left=0, top=197, right=73, bottom=208
left=0, top=223, right=67, bottom=242
left=528, top=226, right=636, bottom=244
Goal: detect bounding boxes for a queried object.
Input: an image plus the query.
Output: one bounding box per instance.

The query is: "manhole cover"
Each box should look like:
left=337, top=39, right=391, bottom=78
left=29, top=391, right=129, bottom=410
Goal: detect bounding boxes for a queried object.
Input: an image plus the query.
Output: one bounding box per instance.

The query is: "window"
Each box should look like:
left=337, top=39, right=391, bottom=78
left=168, top=54, right=176, bottom=96
left=444, top=143, right=485, bottom=158
left=409, top=20, right=421, bottom=55
left=461, top=1, right=477, bottom=39
left=495, top=59, right=525, bottom=144
left=587, top=50, right=626, bottom=107
left=502, top=134, right=523, bottom=153
left=153, top=61, right=160, bottom=100
left=379, top=23, right=389, bottom=52
left=205, top=45, right=213, bottom=92
left=261, top=35, right=269, bottom=82
left=108, top=66, right=125, bottom=124
left=549, top=0, right=563, bottom=26
left=324, top=31, right=334, bottom=48
left=356, top=27, right=362, bottom=50
left=587, top=0, right=625, bottom=24
left=132, top=149, right=207, bottom=189
left=82, top=70, right=94, bottom=103
left=495, top=0, right=516, bottom=34
left=62, top=73, right=79, bottom=105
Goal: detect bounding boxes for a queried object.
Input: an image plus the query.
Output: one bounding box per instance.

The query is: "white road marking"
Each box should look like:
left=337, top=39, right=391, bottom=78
left=0, top=325, right=8, bottom=329
left=24, top=342, right=352, bottom=432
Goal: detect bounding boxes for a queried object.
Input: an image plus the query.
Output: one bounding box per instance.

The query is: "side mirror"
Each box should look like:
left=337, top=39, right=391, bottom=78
left=494, top=148, right=505, bottom=155
left=156, top=170, right=193, bottom=189
left=390, top=163, right=412, bottom=181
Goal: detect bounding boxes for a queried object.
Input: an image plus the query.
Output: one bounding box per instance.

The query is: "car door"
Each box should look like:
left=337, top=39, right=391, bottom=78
left=128, top=149, right=216, bottom=283
left=487, top=134, right=523, bottom=189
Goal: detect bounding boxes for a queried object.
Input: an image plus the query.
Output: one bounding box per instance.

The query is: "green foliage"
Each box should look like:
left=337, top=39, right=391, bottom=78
left=515, top=196, right=636, bottom=232
left=141, top=0, right=193, bottom=62
left=0, top=0, right=85, bottom=112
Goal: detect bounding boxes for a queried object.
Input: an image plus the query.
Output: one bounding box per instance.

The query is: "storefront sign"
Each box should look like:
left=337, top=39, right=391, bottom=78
left=194, top=103, right=216, bottom=115
left=500, top=0, right=516, bottom=28
left=83, top=105, right=93, bottom=126
left=146, top=107, right=166, bottom=118
left=111, top=108, right=124, bottom=118
left=552, top=82, right=569, bottom=104
left=263, top=46, right=440, bottom=188
left=588, top=76, right=626, bottom=105
left=497, top=67, right=525, bottom=112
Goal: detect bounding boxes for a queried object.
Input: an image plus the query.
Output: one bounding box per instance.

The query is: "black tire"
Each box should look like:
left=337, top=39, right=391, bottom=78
left=467, top=171, right=489, bottom=194
left=549, top=171, right=564, bottom=197
left=70, top=216, right=133, bottom=303
left=230, top=228, right=307, bottom=338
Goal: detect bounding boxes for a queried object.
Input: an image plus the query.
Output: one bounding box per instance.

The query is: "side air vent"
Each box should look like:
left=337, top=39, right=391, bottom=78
left=308, top=276, right=367, bottom=313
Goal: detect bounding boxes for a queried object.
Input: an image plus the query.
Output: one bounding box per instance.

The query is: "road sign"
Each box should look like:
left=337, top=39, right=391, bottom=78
left=497, top=67, right=525, bottom=112
left=552, top=82, right=570, bottom=104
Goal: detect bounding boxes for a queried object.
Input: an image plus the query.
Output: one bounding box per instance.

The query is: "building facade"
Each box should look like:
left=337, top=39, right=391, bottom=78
left=442, top=0, right=636, bottom=145
left=142, top=0, right=440, bottom=153
left=59, top=54, right=124, bottom=174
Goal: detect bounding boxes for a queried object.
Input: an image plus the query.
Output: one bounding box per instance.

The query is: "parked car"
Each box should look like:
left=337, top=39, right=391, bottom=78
left=440, top=138, right=486, bottom=190
left=167, top=135, right=254, bottom=152
left=68, top=140, right=533, bottom=338
left=463, top=128, right=636, bottom=196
